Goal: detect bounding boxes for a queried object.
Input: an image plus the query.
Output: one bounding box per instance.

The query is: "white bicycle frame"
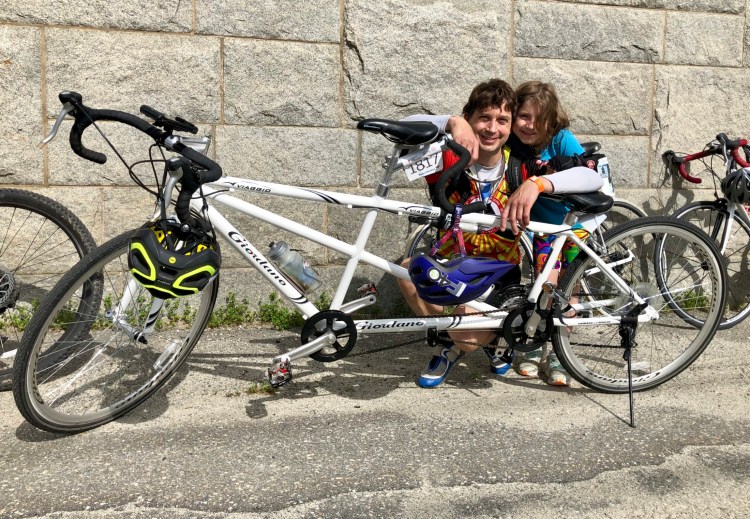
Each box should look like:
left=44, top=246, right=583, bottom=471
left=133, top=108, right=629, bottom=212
left=153, top=151, right=657, bottom=365
left=711, top=147, right=750, bottom=254
left=715, top=202, right=750, bottom=254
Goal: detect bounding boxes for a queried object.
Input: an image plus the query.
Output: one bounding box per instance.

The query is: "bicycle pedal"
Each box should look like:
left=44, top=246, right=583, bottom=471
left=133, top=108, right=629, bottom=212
left=267, top=358, right=292, bottom=388
left=357, top=283, right=378, bottom=296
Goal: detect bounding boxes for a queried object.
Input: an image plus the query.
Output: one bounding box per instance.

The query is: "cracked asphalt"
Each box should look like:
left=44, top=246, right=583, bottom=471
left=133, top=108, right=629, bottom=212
left=1, top=321, right=749, bottom=518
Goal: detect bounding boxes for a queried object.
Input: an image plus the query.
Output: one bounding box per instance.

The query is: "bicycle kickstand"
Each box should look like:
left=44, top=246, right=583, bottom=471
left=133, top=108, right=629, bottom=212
left=619, top=302, right=648, bottom=428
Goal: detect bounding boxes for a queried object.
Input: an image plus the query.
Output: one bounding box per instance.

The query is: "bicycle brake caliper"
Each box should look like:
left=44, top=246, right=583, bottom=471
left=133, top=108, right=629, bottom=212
left=267, top=356, right=292, bottom=388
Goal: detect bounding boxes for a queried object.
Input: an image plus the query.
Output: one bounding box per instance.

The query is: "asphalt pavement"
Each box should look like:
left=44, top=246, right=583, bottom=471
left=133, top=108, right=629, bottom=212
left=1, top=321, right=749, bottom=518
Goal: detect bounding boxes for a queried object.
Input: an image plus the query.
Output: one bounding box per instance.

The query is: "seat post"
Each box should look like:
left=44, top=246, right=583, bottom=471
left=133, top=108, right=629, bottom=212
left=376, top=145, right=404, bottom=198
left=562, top=210, right=579, bottom=227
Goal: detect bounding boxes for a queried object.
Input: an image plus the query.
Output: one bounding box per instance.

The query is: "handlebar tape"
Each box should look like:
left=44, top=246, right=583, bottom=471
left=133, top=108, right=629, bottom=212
left=65, top=95, right=222, bottom=183
left=68, top=106, right=162, bottom=164
left=61, top=92, right=223, bottom=227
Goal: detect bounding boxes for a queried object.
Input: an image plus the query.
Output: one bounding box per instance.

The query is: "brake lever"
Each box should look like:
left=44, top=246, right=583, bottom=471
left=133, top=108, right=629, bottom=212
left=38, top=103, right=75, bottom=148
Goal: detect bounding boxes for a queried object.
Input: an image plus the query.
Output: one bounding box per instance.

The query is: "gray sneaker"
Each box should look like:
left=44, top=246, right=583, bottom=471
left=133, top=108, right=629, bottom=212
left=541, top=354, right=570, bottom=386
left=515, top=348, right=542, bottom=377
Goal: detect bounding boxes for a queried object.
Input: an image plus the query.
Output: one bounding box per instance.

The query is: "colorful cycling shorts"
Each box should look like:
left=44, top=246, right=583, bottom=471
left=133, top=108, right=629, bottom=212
left=533, top=228, right=590, bottom=271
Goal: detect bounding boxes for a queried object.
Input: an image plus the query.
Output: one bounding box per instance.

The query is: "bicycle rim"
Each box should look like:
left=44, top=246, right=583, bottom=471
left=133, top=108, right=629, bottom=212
left=600, top=199, right=646, bottom=233
left=405, top=223, right=535, bottom=283
left=552, top=217, right=726, bottom=393
left=673, top=201, right=750, bottom=329
left=13, top=231, right=218, bottom=433
left=0, top=189, right=96, bottom=389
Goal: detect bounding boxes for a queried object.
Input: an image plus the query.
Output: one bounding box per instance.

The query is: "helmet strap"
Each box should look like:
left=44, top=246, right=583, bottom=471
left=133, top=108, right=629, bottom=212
left=429, top=204, right=467, bottom=258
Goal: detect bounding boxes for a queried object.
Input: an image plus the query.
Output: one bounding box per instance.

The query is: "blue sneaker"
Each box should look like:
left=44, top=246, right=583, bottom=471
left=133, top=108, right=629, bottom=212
left=417, top=344, right=464, bottom=388
left=484, top=347, right=513, bottom=375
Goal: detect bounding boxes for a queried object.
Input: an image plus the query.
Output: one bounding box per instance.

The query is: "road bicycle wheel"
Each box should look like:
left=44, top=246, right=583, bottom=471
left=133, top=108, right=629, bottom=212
left=405, top=222, right=536, bottom=282
left=603, top=199, right=646, bottom=229
left=671, top=200, right=750, bottom=329
left=552, top=216, right=726, bottom=393
left=13, top=230, right=219, bottom=433
left=0, top=189, right=97, bottom=390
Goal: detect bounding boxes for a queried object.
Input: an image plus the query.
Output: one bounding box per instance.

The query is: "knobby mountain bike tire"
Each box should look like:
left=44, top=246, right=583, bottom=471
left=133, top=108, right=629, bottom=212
left=0, top=189, right=97, bottom=390
left=552, top=216, right=726, bottom=393
left=13, top=230, right=219, bottom=433
left=671, top=200, right=750, bottom=329
left=405, top=222, right=536, bottom=283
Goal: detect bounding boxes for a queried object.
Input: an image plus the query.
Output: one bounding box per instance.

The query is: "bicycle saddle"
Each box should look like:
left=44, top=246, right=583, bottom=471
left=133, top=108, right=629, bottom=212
left=544, top=192, right=614, bottom=214
left=580, top=141, right=601, bottom=157
left=357, top=119, right=439, bottom=145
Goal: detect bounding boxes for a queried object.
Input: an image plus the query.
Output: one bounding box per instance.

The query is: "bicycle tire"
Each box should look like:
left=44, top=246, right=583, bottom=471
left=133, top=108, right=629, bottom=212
left=552, top=216, right=726, bottom=393
left=13, top=230, right=219, bottom=433
left=405, top=223, right=536, bottom=283
left=671, top=200, right=750, bottom=329
left=603, top=199, right=646, bottom=230
left=0, top=189, right=97, bottom=390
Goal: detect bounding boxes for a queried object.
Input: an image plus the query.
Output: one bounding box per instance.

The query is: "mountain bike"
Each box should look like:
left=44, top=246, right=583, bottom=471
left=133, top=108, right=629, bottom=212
left=0, top=188, right=97, bottom=389
left=13, top=92, right=727, bottom=433
left=663, top=134, right=750, bottom=329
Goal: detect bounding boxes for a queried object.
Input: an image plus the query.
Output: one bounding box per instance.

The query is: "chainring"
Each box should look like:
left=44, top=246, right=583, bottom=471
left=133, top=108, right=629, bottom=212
left=502, top=304, right=540, bottom=352
left=301, top=310, right=357, bottom=362
left=485, top=285, right=540, bottom=353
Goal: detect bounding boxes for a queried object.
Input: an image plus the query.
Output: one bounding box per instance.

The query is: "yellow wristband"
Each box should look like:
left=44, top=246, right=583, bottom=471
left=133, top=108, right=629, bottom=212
left=529, top=176, right=545, bottom=193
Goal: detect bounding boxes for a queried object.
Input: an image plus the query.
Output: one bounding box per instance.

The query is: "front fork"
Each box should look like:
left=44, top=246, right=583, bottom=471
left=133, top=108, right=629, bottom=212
left=105, top=278, right=165, bottom=344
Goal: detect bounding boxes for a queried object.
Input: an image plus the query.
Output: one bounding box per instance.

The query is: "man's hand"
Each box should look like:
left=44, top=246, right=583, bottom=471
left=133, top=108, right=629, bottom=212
left=500, top=177, right=550, bottom=234
left=445, top=115, right=479, bottom=164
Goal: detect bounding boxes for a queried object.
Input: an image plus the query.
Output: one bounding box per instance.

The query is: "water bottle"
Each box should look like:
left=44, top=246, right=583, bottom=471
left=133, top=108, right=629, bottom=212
left=267, top=241, right=322, bottom=294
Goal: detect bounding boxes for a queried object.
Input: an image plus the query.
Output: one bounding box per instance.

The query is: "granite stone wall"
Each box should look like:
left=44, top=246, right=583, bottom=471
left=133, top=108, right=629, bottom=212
left=1, top=0, right=748, bottom=307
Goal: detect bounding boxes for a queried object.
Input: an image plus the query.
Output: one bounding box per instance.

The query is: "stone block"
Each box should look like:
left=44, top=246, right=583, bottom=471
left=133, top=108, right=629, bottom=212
left=46, top=29, right=221, bottom=123
left=515, top=2, right=662, bottom=63
left=607, top=186, right=696, bottom=217
left=101, top=186, right=156, bottom=243
left=47, top=120, right=215, bottom=186
left=0, top=26, right=43, bottom=184
left=214, top=125, right=357, bottom=186
left=0, top=0, right=192, bottom=31
left=343, top=0, right=511, bottom=123
left=665, top=13, right=743, bottom=66
left=554, top=0, right=744, bottom=14
left=578, top=135, right=651, bottom=189
left=652, top=66, right=750, bottom=188
left=513, top=58, right=652, bottom=135
left=22, top=186, right=104, bottom=244
left=223, top=39, right=339, bottom=127
left=195, top=0, right=339, bottom=42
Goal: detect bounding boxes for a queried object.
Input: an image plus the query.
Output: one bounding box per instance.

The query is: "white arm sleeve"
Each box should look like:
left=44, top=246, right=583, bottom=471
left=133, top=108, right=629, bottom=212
left=400, top=114, right=451, bottom=133
left=545, top=167, right=603, bottom=194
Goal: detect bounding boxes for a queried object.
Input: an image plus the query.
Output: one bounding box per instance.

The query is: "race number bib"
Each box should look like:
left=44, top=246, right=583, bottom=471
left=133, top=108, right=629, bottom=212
left=399, top=141, right=444, bottom=181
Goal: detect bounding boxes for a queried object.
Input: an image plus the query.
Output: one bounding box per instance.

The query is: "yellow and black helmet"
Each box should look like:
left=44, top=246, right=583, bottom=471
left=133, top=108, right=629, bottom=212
left=128, top=219, right=220, bottom=299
